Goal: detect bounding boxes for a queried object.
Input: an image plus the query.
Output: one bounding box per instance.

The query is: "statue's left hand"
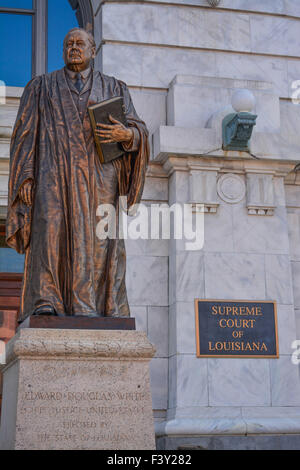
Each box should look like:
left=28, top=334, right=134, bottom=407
left=95, top=115, right=133, bottom=144
left=19, top=180, right=34, bottom=207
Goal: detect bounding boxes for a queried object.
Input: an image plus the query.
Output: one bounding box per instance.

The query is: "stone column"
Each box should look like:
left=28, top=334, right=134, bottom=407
left=157, top=153, right=300, bottom=449
left=0, top=329, right=156, bottom=450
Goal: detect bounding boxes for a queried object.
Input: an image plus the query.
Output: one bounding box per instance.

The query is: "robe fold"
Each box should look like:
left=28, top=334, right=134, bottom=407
left=6, top=68, right=149, bottom=320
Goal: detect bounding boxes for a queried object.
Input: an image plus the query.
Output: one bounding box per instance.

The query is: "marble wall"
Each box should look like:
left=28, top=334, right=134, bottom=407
left=89, top=1, right=300, bottom=442
left=286, top=184, right=300, bottom=337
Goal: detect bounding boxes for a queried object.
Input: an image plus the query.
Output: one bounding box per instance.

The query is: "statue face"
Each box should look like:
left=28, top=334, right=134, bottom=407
left=63, top=30, right=95, bottom=72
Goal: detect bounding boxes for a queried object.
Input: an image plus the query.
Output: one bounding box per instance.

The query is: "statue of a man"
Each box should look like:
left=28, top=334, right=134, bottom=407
left=6, top=28, right=149, bottom=320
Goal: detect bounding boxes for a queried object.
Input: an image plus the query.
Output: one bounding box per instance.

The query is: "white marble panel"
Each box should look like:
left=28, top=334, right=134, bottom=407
left=273, top=177, right=287, bottom=208
left=168, top=84, right=231, bottom=128
left=100, top=0, right=300, bottom=51
left=141, top=47, right=216, bottom=89
left=287, top=212, right=300, bottom=261
left=270, top=356, right=300, bottom=406
left=279, top=99, right=300, bottom=147
left=0, top=141, right=9, bottom=160
left=241, top=406, right=300, bottom=419
left=126, top=256, right=168, bottom=306
left=220, top=0, right=285, bottom=15
left=265, top=255, right=294, bottom=305
left=202, top=201, right=234, bottom=253
left=148, top=306, right=169, bottom=358
left=153, top=127, right=218, bottom=159
left=129, top=89, right=167, bottom=136
left=232, top=204, right=290, bottom=255
left=250, top=132, right=284, bottom=160
left=287, top=57, right=300, bottom=99
left=250, top=15, right=300, bottom=57
left=101, top=42, right=292, bottom=98
left=149, top=357, right=168, bottom=410
left=173, top=405, right=242, bottom=420
left=208, top=358, right=271, bottom=406
left=276, top=304, right=297, bottom=355
left=285, top=185, right=300, bottom=209
left=168, top=76, right=280, bottom=133
left=168, top=170, right=190, bottom=205
left=246, top=173, right=275, bottom=210
left=204, top=253, right=266, bottom=300
left=168, top=304, right=176, bottom=358
left=250, top=15, right=299, bottom=56
left=173, top=355, right=209, bottom=408
left=285, top=0, right=300, bottom=17
left=97, top=0, right=300, bottom=19
left=102, top=4, right=251, bottom=53
left=168, top=355, right=177, bottom=410
left=125, top=238, right=169, bottom=257
left=142, top=176, right=168, bottom=202
left=169, top=302, right=198, bottom=355
left=101, top=44, right=143, bottom=86
left=215, top=53, right=288, bottom=98
left=125, top=199, right=169, bottom=257
left=102, top=3, right=179, bottom=46
left=0, top=106, right=18, bottom=128
left=129, top=306, right=147, bottom=333
left=169, top=252, right=205, bottom=304
left=295, top=309, right=300, bottom=339
left=291, top=262, right=300, bottom=308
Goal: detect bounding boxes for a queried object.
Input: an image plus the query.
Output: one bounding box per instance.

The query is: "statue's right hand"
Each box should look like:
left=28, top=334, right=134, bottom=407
left=19, top=180, right=34, bottom=207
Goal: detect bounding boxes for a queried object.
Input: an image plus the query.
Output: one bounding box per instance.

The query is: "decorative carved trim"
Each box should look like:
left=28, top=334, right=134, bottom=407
left=3, top=330, right=156, bottom=366
left=189, top=169, right=220, bottom=214
left=246, top=173, right=276, bottom=217
left=68, top=0, right=94, bottom=32
left=217, top=174, right=246, bottom=204
left=206, top=0, right=221, bottom=7
left=247, top=207, right=275, bottom=216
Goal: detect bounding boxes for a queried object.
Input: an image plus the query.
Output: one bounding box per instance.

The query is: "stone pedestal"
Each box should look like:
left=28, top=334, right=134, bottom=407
left=0, top=328, right=156, bottom=450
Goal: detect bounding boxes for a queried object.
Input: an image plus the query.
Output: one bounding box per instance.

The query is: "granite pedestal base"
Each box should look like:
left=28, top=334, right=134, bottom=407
left=0, top=328, right=156, bottom=450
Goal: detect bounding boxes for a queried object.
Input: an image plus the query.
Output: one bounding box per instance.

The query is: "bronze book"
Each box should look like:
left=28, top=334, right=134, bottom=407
left=88, top=96, right=128, bottom=164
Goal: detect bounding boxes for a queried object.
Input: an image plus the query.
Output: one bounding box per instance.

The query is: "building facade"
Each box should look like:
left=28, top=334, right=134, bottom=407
left=1, top=0, right=300, bottom=450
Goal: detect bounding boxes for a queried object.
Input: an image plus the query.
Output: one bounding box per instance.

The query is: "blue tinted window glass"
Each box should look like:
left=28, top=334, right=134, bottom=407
left=0, top=1, right=32, bottom=9
left=0, top=13, right=32, bottom=87
left=0, top=249, right=24, bottom=273
left=48, top=0, right=78, bottom=73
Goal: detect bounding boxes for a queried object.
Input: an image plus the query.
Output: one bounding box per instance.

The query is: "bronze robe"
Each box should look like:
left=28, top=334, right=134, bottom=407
left=6, top=68, right=149, bottom=320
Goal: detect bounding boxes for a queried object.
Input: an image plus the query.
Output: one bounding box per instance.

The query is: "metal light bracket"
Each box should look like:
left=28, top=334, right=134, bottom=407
left=222, top=112, right=257, bottom=151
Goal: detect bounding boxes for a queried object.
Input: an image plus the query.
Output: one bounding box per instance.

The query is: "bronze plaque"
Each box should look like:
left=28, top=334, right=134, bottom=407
left=195, top=300, right=279, bottom=358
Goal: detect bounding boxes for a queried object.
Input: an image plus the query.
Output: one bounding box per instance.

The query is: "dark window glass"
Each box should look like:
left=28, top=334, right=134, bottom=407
left=0, top=13, right=32, bottom=86
left=0, top=0, right=32, bottom=9
left=48, top=0, right=78, bottom=73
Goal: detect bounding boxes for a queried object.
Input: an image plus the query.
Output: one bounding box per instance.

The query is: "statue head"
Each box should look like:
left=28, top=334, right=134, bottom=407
left=63, top=28, right=96, bottom=72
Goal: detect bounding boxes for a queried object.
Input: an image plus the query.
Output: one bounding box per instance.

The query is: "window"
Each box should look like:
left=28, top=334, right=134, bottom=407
left=0, top=0, right=92, bottom=87
left=0, top=1, right=93, bottom=277
left=48, top=0, right=79, bottom=73
left=0, top=2, right=33, bottom=87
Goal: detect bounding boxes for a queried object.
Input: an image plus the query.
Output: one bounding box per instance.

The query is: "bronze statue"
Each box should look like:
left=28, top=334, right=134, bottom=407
left=6, top=28, right=149, bottom=320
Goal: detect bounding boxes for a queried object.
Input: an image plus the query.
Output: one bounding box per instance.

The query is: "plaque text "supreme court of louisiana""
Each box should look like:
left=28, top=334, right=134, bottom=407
left=195, top=300, right=279, bottom=358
